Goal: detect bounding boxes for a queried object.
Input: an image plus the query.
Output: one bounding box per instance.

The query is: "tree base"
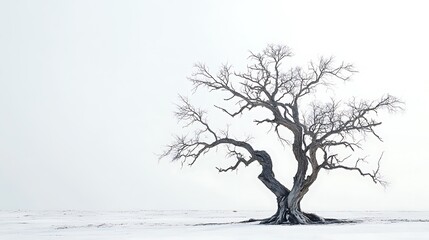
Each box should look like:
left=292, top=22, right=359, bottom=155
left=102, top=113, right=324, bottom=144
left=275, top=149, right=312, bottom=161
left=205, top=213, right=356, bottom=226
left=252, top=211, right=348, bottom=225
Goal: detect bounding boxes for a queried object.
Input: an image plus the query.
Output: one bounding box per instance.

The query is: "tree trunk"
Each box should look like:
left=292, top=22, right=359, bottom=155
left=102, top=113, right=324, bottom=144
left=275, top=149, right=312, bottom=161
left=255, top=151, right=289, bottom=199
left=253, top=150, right=326, bottom=224
left=284, top=140, right=313, bottom=224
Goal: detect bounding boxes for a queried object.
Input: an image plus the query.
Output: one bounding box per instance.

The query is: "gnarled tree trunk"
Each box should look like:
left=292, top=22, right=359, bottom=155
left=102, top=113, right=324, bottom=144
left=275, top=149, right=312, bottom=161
left=253, top=150, right=326, bottom=224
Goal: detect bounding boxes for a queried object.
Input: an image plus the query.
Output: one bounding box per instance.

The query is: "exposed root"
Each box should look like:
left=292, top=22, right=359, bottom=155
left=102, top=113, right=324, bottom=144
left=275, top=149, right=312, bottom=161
left=195, top=213, right=358, bottom=226
left=258, top=210, right=346, bottom=225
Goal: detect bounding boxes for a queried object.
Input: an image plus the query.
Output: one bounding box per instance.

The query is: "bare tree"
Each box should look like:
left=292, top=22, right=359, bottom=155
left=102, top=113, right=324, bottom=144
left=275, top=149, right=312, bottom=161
left=162, top=45, right=402, bottom=224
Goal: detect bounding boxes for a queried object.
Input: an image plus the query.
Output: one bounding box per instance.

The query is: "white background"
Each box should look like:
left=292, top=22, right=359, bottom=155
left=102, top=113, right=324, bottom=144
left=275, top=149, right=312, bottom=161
left=0, top=0, right=428, bottom=211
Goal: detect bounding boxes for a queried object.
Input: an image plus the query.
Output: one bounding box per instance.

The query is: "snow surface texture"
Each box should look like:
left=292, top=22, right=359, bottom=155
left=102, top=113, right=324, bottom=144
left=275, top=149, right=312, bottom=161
left=1, top=211, right=428, bottom=240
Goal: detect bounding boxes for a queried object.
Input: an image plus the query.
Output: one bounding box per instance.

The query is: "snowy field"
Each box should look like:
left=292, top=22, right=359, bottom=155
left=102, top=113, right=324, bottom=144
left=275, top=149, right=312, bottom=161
left=1, top=210, right=428, bottom=240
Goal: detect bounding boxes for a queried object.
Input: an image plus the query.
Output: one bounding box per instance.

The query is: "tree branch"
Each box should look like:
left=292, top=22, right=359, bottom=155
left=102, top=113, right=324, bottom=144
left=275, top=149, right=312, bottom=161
left=162, top=96, right=260, bottom=169
left=321, top=152, right=387, bottom=186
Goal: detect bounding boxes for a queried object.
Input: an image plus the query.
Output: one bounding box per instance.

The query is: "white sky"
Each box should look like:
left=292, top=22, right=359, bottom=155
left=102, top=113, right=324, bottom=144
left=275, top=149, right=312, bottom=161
left=0, top=0, right=428, bottom=211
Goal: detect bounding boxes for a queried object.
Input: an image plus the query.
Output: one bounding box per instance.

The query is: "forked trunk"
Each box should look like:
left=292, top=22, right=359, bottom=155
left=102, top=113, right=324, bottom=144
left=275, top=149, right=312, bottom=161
left=254, top=150, right=326, bottom=224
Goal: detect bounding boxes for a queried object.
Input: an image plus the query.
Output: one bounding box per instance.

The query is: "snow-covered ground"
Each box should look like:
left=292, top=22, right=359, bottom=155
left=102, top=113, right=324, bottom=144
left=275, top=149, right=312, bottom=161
left=1, top=210, right=428, bottom=239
